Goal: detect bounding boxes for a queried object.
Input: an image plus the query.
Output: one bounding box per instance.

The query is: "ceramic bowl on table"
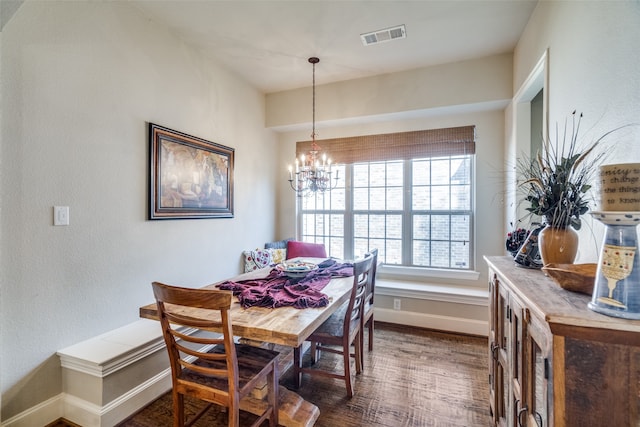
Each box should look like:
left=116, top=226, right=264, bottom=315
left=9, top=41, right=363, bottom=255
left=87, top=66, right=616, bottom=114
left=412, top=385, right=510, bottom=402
left=276, top=261, right=318, bottom=278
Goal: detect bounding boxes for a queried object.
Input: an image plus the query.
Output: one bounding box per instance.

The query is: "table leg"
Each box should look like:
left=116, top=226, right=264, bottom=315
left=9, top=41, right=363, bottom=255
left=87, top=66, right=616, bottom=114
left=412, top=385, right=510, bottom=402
left=293, top=345, right=303, bottom=389
left=241, top=385, right=319, bottom=427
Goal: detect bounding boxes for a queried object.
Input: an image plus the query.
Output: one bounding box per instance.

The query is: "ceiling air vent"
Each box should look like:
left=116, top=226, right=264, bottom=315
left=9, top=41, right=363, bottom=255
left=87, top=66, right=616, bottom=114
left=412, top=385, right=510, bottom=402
left=360, top=25, right=406, bottom=46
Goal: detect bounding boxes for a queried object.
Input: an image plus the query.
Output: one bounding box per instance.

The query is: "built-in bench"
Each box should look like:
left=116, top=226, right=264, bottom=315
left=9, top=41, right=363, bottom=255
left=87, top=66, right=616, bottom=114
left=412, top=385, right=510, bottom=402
left=57, top=319, right=171, bottom=427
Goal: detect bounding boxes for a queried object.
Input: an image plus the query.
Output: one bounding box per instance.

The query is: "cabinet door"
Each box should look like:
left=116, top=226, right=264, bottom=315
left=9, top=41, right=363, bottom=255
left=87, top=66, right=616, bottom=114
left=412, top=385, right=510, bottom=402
left=510, top=296, right=527, bottom=426
left=493, top=280, right=511, bottom=426
left=488, top=272, right=498, bottom=424
left=524, top=309, right=551, bottom=427
left=489, top=273, right=509, bottom=427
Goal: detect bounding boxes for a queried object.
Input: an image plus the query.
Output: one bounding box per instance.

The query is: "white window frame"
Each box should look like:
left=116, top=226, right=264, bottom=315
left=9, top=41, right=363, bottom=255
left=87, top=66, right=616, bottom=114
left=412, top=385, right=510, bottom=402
left=297, top=155, right=476, bottom=275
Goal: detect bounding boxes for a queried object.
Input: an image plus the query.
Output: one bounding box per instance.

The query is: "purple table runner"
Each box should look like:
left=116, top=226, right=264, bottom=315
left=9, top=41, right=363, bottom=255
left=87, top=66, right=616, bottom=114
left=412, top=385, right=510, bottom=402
left=216, top=259, right=353, bottom=309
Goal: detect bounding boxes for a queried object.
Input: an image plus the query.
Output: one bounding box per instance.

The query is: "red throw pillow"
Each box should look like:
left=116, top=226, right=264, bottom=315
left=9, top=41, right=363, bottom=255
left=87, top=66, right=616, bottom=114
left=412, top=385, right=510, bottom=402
left=286, top=241, right=327, bottom=259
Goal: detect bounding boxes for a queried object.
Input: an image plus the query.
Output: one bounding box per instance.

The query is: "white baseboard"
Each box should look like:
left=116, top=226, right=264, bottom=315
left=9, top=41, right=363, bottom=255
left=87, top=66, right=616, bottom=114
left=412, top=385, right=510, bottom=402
left=1, top=365, right=171, bottom=427
left=376, top=307, right=488, bottom=336
left=1, top=395, right=64, bottom=427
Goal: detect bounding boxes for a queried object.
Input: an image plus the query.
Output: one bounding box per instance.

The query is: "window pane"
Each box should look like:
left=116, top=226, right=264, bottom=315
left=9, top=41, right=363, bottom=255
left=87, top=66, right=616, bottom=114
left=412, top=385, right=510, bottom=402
left=413, top=160, right=430, bottom=185
left=354, top=214, right=368, bottom=238
left=387, top=215, right=402, bottom=239
left=329, top=237, right=344, bottom=259
left=451, top=241, right=469, bottom=269
left=413, top=240, right=430, bottom=266
left=451, top=184, right=470, bottom=210
left=353, top=164, right=369, bottom=186
left=370, top=163, right=386, bottom=186
left=385, top=239, right=402, bottom=264
left=330, top=214, right=344, bottom=236
left=387, top=162, right=403, bottom=186
left=369, top=187, right=386, bottom=210
left=432, top=215, right=450, bottom=240
left=301, top=194, right=315, bottom=210
left=432, top=159, right=450, bottom=185
left=431, top=240, right=450, bottom=268
left=314, top=214, right=325, bottom=235
left=387, top=187, right=403, bottom=210
left=303, top=214, right=314, bottom=235
left=413, top=215, right=430, bottom=239
left=451, top=215, right=469, bottom=242
left=354, top=238, right=369, bottom=258
left=412, top=186, right=430, bottom=210
left=331, top=188, right=346, bottom=210
left=369, top=215, right=385, bottom=238
left=451, top=157, right=469, bottom=184
left=353, top=188, right=369, bottom=210
left=432, top=186, right=450, bottom=210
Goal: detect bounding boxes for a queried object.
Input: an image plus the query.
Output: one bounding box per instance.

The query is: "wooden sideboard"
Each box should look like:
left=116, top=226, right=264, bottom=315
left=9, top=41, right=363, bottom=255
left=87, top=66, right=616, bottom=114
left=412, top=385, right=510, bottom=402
left=485, top=255, right=640, bottom=427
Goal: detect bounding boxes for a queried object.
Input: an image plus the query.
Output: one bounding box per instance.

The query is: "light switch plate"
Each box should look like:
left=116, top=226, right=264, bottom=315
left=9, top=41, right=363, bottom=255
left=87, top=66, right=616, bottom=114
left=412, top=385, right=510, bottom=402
left=54, top=206, right=69, bottom=226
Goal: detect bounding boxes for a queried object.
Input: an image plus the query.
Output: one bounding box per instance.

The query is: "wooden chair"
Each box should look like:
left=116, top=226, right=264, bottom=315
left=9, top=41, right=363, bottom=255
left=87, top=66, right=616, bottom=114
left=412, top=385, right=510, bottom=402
left=293, top=253, right=375, bottom=398
left=360, top=248, right=378, bottom=366
left=152, top=282, right=279, bottom=427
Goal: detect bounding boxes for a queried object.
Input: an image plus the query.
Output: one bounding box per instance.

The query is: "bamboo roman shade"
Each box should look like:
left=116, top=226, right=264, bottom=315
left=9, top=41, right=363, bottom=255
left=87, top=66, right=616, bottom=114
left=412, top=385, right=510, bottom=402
left=296, top=125, right=476, bottom=165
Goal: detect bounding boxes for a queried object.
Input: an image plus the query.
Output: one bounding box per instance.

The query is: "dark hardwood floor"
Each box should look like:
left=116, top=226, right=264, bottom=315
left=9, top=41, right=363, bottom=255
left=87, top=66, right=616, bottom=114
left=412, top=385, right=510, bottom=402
left=55, top=323, right=491, bottom=426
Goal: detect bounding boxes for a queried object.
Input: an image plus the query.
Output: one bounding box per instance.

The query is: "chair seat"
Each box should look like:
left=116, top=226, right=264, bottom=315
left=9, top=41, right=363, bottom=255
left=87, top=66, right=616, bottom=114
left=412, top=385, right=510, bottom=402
left=310, top=304, right=358, bottom=341
left=180, top=344, right=279, bottom=392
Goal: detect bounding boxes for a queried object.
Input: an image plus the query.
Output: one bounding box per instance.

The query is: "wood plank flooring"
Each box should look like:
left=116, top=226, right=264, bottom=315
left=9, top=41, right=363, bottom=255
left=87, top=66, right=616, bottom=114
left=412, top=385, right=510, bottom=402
left=57, top=322, right=491, bottom=426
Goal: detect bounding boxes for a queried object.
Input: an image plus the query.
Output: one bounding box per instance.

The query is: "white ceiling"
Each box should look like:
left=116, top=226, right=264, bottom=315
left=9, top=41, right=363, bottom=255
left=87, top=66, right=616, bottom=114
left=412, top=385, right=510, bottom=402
left=130, top=0, right=538, bottom=94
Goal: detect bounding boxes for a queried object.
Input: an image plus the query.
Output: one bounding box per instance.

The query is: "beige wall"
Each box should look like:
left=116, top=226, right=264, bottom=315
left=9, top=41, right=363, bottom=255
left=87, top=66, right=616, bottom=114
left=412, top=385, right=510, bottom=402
left=0, top=1, right=278, bottom=420
left=509, top=0, right=640, bottom=262
left=266, top=53, right=513, bottom=129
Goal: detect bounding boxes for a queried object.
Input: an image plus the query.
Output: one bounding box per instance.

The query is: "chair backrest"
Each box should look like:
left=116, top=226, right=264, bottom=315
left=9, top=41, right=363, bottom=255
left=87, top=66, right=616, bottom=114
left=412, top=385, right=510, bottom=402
left=342, top=253, right=375, bottom=337
left=151, top=282, right=239, bottom=394
left=286, top=240, right=327, bottom=259
left=364, top=248, right=379, bottom=307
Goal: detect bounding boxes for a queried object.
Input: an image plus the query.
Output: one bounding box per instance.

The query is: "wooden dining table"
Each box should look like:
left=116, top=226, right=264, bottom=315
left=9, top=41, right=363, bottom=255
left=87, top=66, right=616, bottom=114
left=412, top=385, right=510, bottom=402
left=139, top=258, right=354, bottom=427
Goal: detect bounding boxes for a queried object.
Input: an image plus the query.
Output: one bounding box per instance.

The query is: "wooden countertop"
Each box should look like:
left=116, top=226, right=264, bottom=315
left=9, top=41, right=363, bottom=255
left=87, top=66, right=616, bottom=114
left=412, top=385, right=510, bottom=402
left=484, top=255, right=640, bottom=345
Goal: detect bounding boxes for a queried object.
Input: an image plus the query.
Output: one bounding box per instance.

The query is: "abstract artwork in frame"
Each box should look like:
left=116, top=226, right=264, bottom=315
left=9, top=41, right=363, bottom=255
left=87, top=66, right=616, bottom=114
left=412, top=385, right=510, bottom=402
left=149, top=123, right=234, bottom=219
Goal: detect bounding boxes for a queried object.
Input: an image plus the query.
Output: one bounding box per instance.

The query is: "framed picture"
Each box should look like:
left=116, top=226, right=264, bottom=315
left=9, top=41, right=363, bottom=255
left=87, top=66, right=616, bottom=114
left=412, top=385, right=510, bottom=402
left=149, top=123, right=234, bottom=219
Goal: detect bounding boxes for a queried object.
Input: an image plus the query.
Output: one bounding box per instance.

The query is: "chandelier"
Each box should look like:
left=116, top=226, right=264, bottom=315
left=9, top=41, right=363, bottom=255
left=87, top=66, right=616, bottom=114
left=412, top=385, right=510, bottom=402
left=288, top=57, right=339, bottom=196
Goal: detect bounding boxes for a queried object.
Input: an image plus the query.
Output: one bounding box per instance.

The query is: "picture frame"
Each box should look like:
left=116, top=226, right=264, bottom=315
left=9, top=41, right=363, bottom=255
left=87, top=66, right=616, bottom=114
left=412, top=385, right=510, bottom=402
left=149, top=123, right=234, bottom=219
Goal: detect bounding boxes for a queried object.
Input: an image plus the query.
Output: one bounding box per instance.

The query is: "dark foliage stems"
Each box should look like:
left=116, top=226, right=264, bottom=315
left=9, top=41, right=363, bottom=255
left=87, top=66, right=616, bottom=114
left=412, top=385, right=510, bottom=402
left=519, top=111, right=626, bottom=230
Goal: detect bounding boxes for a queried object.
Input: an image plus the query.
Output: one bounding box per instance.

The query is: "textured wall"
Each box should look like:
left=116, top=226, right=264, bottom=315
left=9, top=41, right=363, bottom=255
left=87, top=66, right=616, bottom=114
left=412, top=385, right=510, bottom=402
left=511, top=1, right=640, bottom=262
left=0, top=1, right=278, bottom=419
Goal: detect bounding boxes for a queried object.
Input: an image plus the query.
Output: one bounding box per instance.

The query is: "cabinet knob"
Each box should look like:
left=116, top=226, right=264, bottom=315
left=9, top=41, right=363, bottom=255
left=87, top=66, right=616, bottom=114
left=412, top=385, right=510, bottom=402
left=491, top=343, right=499, bottom=360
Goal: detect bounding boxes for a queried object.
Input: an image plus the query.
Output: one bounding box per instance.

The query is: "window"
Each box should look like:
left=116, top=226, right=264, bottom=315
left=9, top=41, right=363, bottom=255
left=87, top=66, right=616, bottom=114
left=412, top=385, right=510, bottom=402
left=297, top=126, right=476, bottom=271
left=300, top=156, right=473, bottom=269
